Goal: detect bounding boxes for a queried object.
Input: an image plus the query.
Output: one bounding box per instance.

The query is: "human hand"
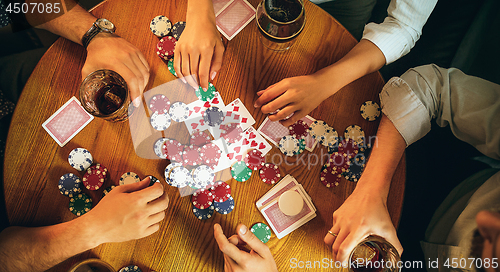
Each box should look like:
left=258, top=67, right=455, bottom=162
left=323, top=185, right=403, bottom=263
left=82, top=177, right=169, bottom=246
left=82, top=33, right=150, bottom=106
left=254, top=73, right=334, bottom=127
left=214, top=224, right=278, bottom=272
left=174, top=12, right=224, bottom=91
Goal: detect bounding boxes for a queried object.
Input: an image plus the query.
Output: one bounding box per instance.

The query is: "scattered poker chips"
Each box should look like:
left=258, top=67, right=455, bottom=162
left=169, top=101, right=189, bottom=122
left=288, top=120, right=309, bottom=139
left=259, top=163, right=280, bottom=184
left=192, top=205, right=215, bottom=220
left=167, top=58, right=177, bottom=77
left=278, top=135, right=300, bottom=156
left=203, top=106, right=225, bottom=126
left=220, top=123, right=243, bottom=144
left=251, top=223, right=272, bottom=243
left=150, top=112, right=172, bottom=131
left=163, top=139, right=184, bottom=161
left=244, top=149, right=265, bottom=170
left=360, top=101, right=381, bottom=121
left=344, top=125, right=365, bottom=146
left=68, top=148, right=93, bottom=171
left=156, top=36, right=177, bottom=60
left=192, top=189, right=214, bottom=209
left=58, top=173, right=82, bottom=197
left=171, top=21, right=186, bottom=40
left=182, top=145, right=201, bottom=166
left=82, top=164, right=107, bottom=190
left=191, top=165, right=215, bottom=188
left=190, top=131, right=212, bottom=146
left=169, top=166, right=191, bottom=187
left=149, top=94, right=171, bottom=114
left=211, top=181, right=231, bottom=202
left=214, top=196, right=234, bottom=214
left=119, top=265, right=142, bottom=272
left=150, top=15, right=172, bottom=37
left=69, top=193, right=92, bottom=216
left=102, top=185, right=115, bottom=197
left=231, top=161, right=252, bottom=182
left=195, top=83, right=216, bottom=101
left=200, top=143, right=222, bottom=165
left=119, top=172, right=140, bottom=185
left=153, top=138, right=169, bottom=159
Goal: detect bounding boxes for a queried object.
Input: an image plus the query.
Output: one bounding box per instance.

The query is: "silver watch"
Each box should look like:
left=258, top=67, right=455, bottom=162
left=82, top=18, right=116, bottom=48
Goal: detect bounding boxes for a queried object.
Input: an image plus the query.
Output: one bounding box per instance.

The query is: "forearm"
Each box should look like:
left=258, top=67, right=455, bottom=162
left=187, top=0, right=216, bottom=24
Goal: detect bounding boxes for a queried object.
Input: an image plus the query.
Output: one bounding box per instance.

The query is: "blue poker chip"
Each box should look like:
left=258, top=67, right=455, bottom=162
left=192, top=204, right=215, bottom=220
left=148, top=176, right=159, bottom=186
left=58, top=173, right=82, bottom=197
left=119, top=265, right=142, bottom=272
left=343, top=156, right=366, bottom=182
left=214, top=196, right=234, bottom=215
left=102, top=185, right=116, bottom=197
left=203, top=106, right=225, bottom=127
left=68, top=148, right=93, bottom=171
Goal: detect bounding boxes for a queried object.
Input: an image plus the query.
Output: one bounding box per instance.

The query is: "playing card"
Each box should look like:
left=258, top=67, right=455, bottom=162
left=225, top=135, right=248, bottom=164
left=242, top=126, right=272, bottom=156
left=215, top=0, right=256, bottom=40
left=257, top=174, right=298, bottom=207
left=42, top=96, right=94, bottom=147
left=257, top=115, right=318, bottom=151
left=213, top=0, right=232, bottom=15
left=211, top=137, right=234, bottom=172
left=224, top=98, right=255, bottom=130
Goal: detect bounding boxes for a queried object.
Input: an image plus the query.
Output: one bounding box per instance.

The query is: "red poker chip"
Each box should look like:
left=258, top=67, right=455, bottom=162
left=244, top=149, right=265, bottom=170
left=328, top=152, right=350, bottom=172
left=320, top=167, right=342, bottom=188
left=182, top=145, right=201, bottom=166
left=200, top=143, right=221, bottom=165
left=259, top=163, right=280, bottom=184
left=190, top=131, right=212, bottom=146
left=191, top=189, right=214, bottom=209
left=149, top=94, right=171, bottom=114
left=220, top=123, right=243, bottom=144
left=156, top=36, right=177, bottom=60
left=338, top=138, right=359, bottom=159
left=210, top=181, right=231, bottom=202
left=89, top=163, right=108, bottom=177
left=82, top=168, right=105, bottom=190
left=164, top=139, right=183, bottom=162
left=288, top=120, right=309, bottom=139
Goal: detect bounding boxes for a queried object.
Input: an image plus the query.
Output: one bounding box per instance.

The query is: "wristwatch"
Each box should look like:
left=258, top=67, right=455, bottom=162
left=81, top=18, right=116, bottom=48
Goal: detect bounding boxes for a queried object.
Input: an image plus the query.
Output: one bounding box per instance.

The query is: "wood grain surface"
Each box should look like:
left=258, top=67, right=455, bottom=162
left=4, top=0, right=405, bottom=271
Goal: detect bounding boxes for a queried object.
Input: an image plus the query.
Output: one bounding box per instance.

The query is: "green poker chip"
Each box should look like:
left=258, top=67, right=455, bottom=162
left=195, top=83, right=216, bottom=101
left=231, top=161, right=252, bottom=182
left=297, top=139, right=306, bottom=154
left=251, top=223, right=272, bottom=243
left=69, top=193, right=92, bottom=216
left=168, top=58, right=177, bottom=77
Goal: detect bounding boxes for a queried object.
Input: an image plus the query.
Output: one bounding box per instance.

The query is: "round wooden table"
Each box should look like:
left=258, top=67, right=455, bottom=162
left=4, top=0, right=405, bottom=271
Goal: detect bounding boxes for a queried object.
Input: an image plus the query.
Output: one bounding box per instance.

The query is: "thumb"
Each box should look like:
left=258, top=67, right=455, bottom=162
left=236, top=224, right=269, bottom=257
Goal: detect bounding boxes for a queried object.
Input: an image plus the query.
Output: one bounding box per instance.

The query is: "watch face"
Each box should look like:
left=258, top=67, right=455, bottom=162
left=97, top=19, right=114, bottom=30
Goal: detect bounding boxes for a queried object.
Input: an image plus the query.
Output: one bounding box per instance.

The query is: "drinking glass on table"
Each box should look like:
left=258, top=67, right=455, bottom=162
left=256, top=0, right=305, bottom=51
left=349, top=235, right=401, bottom=272
left=79, top=69, right=131, bottom=122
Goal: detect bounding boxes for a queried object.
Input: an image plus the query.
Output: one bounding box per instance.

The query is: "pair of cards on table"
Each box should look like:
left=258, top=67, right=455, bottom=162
left=257, top=175, right=317, bottom=239
left=213, top=0, right=256, bottom=40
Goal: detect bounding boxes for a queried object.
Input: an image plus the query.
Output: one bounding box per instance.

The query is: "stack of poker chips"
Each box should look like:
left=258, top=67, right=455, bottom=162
left=149, top=15, right=186, bottom=61
left=191, top=181, right=234, bottom=220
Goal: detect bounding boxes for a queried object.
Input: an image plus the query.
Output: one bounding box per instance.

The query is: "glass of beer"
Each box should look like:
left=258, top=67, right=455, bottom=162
left=256, top=0, right=306, bottom=51
left=349, top=235, right=401, bottom=272
left=79, top=69, right=131, bottom=122
left=67, top=258, right=115, bottom=272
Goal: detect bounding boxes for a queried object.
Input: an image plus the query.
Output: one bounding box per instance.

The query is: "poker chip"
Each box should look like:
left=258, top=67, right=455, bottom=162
left=153, top=138, right=168, bottom=159
left=297, top=139, right=306, bottom=155
left=149, top=176, right=159, bottom=186
left=214, top=196, right=234, bottom=214
left=344, top=125, right=365, bottom=146
left=150, top=112, right=172, bottom=131
left=149, top=94, right=171, bottom=114
left=182, top=145, right=201, bottom=166
left=102, top=185, right=116, bottom=197
left=68, top=148, right=93, bottom=171
left=192, top=189, right=214, bottom=209
left=308, top=120, right=330, bottom=140
left=192, top=204, right=215, bottom=220
left=220, top=123, right=243, bottom=144
left=156, top=36, right=177, bottom=60
left=244, top=149, right=265, bottom=170
left=164, top=162, right=182, bottom=186
left=343, top=157, right=365, bottom=182
left=327, top=152, right=351, bottom=172
left=190, top=131, right=212, bottom=146
left=191, top=165, right=215, bottom=188
left=278, top=190, right=303, bottom=216
left=231, top=161, right=252, bottom=182
left=82, top=165, right=106, bottom=190
left=58, top=173, right=82, bottom=197
left=251, top=223, right=272, bottom=243
left=320, top=128, right=339, bottom=148
left=119, top=172, right=140, bottom=185
left=203, top=106, right=225, bottom=127
left=150, top=15, right=172, bottom=37
left=259, top=163, right=280, bottom=184
left=69, top=193, right=92, bottom=216
left=338, top=138, right=359, bottom=159
left=167, top=58, right=177, bottom=77
left=200, top=143, right=222, bottom=165
left=195, top=83, right=216, bottom=101
left=171, top=21, right=186, bottom=40
left=288, top=120, right=309, bottom=139
left=169, top=101, right=189, bottom=122
left=119, top=265, right=142, bottom=272
left=210, top=181, right=231, bottom=202
left=320, top=166, right=342, bottom=188
left=163, top=139, right=184, bottom=161
left=169, top=166, right=191, bottom=187
left=360, top=101, right=381, bottom=121
left=278, top=135, right=300, bottom=156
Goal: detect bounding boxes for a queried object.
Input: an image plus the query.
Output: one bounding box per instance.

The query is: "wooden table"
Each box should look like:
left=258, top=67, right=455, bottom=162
left=4, top=0, right=405, bottom=271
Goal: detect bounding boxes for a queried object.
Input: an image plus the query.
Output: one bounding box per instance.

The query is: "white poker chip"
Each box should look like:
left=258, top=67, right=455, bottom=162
left=150, top=112, right=171, bottom=131
left=278, top=190, right=304, bottom=216
left=191, top=165, right=215, bottom=188
left=150, top=15, right=172, bottom=37
left=169, top=166, right=191, bottom=188
left=153, top=138, right=168, bottom=159
left=169, top=101, right=189, bottom=122
left=164, top=162, right=182, bottom=186
left=308, top=120, right=331, bottom=141
left=320, top=128, right=339, bottom=148
left=119, top=172, right=140, bottom=185
left=278, top=135, right=300, bottom=156
left=68, top=148, right=93, bottom=171
left=344, top=125, right=365, bottom=146
left=360, top=101, right=381, bottom=121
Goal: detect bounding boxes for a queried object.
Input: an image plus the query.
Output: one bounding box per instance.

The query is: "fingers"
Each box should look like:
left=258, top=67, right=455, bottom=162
left=113, top=176, right=150, bottom=193
left=209, top=41, right=225, bottom=82
left=198, top=47, right=214, bottom=91
left=189, top=53, right=201, bottom=89
left=235, top=224, right=270, bottom=257
left=254, top=82, right=287, bottom=109
left=127, top=178, right=165, bottom=203
left=214, top=224, right=247, bottom=264
left=147, top=190, right=170, bottom=214
left=332, top=228, right=350, bottom=262
left=324, top=226, right=339, bottom=247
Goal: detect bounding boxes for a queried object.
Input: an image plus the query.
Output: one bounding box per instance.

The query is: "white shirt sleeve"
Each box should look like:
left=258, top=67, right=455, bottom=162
left=362, top=0, right=438, bottom=64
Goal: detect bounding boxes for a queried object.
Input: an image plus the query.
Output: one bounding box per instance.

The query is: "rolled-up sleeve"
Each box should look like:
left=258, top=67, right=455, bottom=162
left=362, top=0, right=437, bottom=64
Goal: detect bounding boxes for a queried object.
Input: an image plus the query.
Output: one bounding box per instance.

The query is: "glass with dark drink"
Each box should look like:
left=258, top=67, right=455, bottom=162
left=349, top=235, right=401, bottom=272
left=256, top=0, right=305, bottom=51
left=79, top=69, right=131, bottom=122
